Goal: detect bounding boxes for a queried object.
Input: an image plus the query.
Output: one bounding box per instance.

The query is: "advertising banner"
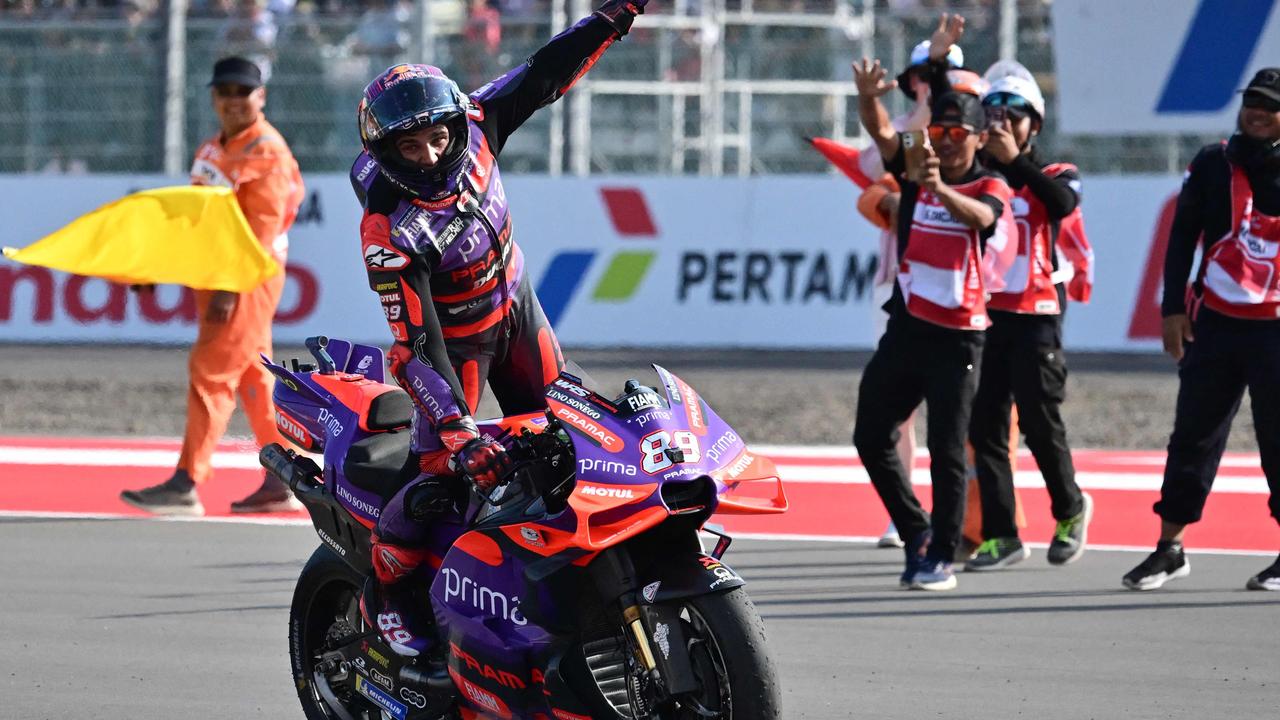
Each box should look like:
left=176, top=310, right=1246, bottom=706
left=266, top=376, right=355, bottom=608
left=0, top=173, right=1182, bottom=351
left=1051, top=0, right=1280, bottom=134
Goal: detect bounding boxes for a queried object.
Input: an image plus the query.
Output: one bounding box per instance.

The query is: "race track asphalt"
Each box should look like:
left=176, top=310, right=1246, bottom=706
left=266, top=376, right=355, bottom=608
left=2, top=517, right=1276, bottom=719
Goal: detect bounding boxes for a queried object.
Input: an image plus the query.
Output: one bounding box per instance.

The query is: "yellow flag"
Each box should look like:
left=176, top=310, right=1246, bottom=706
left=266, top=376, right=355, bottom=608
left=2, top=186, right=280, bottom=293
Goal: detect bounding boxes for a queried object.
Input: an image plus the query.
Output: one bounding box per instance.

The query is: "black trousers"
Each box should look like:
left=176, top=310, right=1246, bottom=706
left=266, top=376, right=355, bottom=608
left=969, top=311, right=1083, bottom=539
left=854, top=312, right=984, bottom=560
left=1156, top=308, right=1280, bottom=525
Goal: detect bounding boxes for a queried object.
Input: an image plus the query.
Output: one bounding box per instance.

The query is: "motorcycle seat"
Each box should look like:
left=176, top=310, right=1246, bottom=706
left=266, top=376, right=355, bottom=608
left=366, top=388, right=413, bottom=431
left=344, top=429, right=415, bottom=498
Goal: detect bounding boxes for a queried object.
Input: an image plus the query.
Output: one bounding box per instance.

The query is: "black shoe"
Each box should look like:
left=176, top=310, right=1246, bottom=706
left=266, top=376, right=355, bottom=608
left=230, top=474, right=302, bottom=513
left=1122, top=541, right=1189, bottom=591
left=120, top=478, right=204, bottom=516
left=1048, top=492, right=1093, bottom=566
left=1246, top=553, right=1280, bottom=591
left=899, top=529, right=930, bottom=588
left=965, top=537, right=1030, bottom=571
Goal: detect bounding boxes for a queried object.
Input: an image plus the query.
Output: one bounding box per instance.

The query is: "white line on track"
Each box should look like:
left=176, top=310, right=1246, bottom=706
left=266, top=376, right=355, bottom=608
left=3, top=446, right=1268, bottom=492
left=2, top=510, right=1272, bottom=557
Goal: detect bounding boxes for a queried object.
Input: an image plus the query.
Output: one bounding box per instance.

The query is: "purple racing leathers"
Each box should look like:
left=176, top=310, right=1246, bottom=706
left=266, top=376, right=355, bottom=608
left=350, top=11, right=636, bottom=643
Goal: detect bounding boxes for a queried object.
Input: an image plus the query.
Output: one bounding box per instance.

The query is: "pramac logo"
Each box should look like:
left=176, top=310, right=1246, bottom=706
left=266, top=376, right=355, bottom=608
left=548, top=398, right=624, bottom=452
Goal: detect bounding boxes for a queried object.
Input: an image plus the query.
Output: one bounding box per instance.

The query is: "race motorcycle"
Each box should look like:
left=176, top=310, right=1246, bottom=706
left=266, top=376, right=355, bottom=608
left=261, top=336, right=788, bottom=720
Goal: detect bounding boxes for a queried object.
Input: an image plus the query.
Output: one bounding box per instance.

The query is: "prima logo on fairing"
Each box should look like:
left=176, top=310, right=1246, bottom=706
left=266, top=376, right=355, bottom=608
left=704, top=430, right=742, bottom=464
left=578, top=485, right=637, bottom=499
left=441, top=568, right=528, bottom=626
left=578, top=458, right=638, bottom=477
left=357, top=355, right=374, bottom=372
left=317, top=408, right=344, bottom=437
left=631, top=409, right=674, bottom=427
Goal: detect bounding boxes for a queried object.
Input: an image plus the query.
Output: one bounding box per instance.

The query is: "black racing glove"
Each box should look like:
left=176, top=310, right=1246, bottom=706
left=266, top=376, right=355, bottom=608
left=595, top=0, right=649, bottom=36
left=454, top=437, right=513, bottom=492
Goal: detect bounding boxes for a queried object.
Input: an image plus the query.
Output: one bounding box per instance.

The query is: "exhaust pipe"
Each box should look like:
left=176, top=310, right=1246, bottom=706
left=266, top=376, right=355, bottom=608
left=260, top=443, right=322, bottom=493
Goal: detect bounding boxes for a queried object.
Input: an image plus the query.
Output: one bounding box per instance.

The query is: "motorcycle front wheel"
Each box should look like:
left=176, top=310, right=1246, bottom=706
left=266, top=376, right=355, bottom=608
left=594, top=587, right=781, bottom=720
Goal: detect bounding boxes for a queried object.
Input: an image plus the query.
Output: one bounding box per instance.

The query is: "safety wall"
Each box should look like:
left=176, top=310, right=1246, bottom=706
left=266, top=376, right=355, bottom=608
left=0, top=174, right=1182, bottom=351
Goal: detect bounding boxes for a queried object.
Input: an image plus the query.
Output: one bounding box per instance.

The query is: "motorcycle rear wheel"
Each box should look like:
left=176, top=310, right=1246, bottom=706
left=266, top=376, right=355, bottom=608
left=289, top=545, right=386, bottom=720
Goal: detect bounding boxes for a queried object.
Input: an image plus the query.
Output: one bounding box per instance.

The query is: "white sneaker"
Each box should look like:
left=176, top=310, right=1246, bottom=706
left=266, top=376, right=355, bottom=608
left=878, top=522, right=905, bottom=548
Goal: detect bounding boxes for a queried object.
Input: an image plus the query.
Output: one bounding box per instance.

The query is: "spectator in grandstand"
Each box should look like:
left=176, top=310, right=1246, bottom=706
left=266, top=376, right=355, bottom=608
left=962, top=60, right=1095, bottom=571
left=853, top=53, right=1014, bottom=591
left=1124, top=68, right=1280, bottom=592
left=216, top=0, right=277, bottom=81
left=348, top=0, right=649, bottom=662
left=460, top=0, right=502, bottom=88
left=346, top=0, right=409, bottom=60
left=120, top=56, right=305, bottom=516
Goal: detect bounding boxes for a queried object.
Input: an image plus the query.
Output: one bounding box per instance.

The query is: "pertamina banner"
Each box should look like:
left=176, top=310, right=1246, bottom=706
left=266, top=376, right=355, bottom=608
left=1052, top=0, right=1280, bottom=134
left=1, top=174, right=1180, bottom=351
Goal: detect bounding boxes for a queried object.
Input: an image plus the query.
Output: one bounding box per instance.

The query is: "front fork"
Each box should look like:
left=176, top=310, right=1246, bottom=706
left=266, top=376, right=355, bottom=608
left=590, top=547, right=700, bottom=700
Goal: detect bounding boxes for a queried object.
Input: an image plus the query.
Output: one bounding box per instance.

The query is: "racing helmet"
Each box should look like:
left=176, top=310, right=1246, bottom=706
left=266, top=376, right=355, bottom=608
left=358, top=64, right=472, bottom=199
left=982, top=60, right=1046, bottom=122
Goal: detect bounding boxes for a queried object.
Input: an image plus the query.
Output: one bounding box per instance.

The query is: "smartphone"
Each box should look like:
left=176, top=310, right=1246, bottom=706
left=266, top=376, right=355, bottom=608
left=902, top=129, right=929, bottom=183
left=986, top=106, right=1008, bottom=129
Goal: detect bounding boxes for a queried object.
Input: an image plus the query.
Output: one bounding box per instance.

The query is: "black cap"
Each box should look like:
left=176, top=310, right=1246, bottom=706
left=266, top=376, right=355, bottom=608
left=1242, top=67, right=1280, bottom=104
left=209, top=56, right=263, bottom=88
left=931, top=91, right=985, bottom=129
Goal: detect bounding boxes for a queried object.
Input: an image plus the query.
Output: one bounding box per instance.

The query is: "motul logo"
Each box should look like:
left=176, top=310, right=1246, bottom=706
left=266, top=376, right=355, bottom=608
left=276, top=411, right=311, bottom=449
left=579, top=485, right=636, bottom=499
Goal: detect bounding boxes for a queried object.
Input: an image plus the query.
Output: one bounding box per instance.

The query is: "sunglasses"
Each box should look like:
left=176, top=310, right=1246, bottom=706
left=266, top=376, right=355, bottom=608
left=213, top=85, right=256, bottom=98
left=1243, top=93, right=1280, bottom=113
left=928, top=124, right=975, bottom=144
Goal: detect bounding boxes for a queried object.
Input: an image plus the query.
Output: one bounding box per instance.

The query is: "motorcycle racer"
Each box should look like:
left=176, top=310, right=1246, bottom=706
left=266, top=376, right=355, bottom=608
left=349, top=0, right=649, bottom=663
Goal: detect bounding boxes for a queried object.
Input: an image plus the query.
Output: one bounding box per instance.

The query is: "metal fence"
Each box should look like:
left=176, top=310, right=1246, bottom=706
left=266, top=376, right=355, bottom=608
left=0, top=0, right=1224, bottom=177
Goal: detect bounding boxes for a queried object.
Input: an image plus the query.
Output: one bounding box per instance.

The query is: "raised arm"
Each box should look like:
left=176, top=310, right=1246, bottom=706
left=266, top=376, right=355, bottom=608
left=471, top=0, right=648, bottom=154
left=854, top=58, right=902, bottom=163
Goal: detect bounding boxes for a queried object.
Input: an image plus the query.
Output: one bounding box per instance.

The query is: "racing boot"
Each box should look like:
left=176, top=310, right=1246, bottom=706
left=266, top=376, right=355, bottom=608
left=359, top=575, right=451, bottom=690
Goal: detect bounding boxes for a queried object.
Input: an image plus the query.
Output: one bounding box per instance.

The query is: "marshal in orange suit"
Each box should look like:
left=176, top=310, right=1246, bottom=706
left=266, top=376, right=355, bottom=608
left=121, top=56, right=304, bottom=516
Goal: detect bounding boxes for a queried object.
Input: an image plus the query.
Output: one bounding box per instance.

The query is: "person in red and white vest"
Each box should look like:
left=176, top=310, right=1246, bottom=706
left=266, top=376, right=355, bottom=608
left=852, top=56, right=1016, bottom=592
left=1124, top=68, right=1280, bottom=593
left=963, top=62, right=1096, bottom=572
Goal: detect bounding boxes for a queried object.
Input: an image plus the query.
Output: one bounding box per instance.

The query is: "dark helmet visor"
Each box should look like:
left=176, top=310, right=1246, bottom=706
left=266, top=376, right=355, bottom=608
left=363, top=75, right=465, bottom=142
